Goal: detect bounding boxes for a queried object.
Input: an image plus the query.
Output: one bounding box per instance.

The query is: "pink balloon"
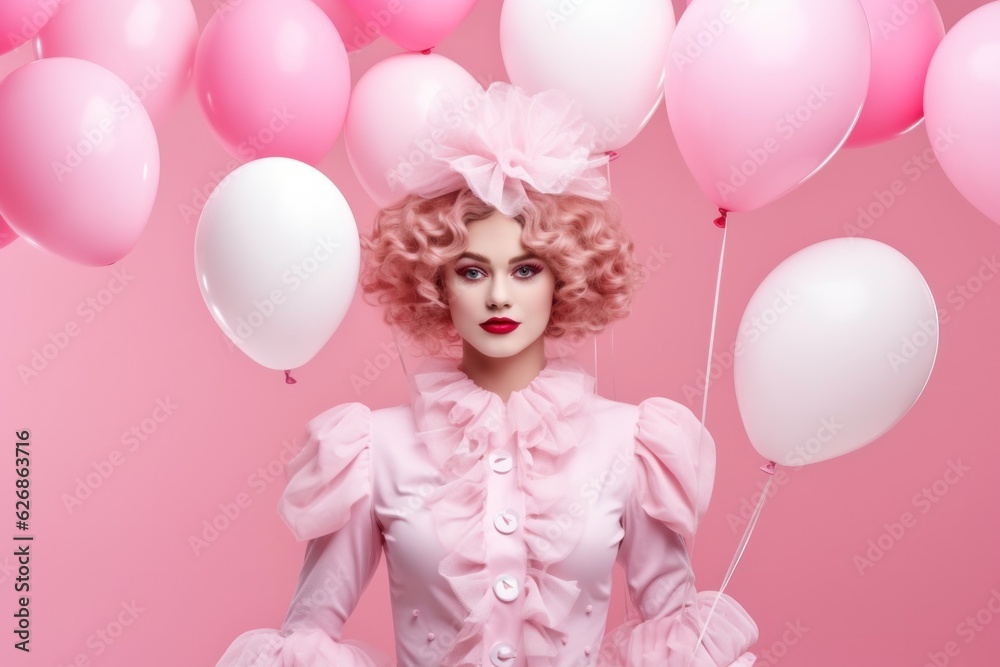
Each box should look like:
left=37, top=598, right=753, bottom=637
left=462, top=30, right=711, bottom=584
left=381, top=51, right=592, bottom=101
left=0, top=215, right=17, bottom=250
left=0, top=58, right=160, bottom=266
left=845, top=0, right=944, bottom=148
left=344, top=52, right=481, bottom=206
left=0, top=0, right=62, bottom=56
left=665, top=0, right=871, bottom=212
left=345, top=0, right=478, bottom=51
left=924, top=1, right=1000, bottom=226
left=312, top=0, right=381, bottom=52
left=35, top=0, right=199, bottom=127
left=194, top=0, right=351, bottom=165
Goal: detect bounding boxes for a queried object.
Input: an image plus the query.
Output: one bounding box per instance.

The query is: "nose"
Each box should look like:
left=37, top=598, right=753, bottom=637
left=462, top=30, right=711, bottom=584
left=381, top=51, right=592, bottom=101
left=487, top=275, right=511, bottom=310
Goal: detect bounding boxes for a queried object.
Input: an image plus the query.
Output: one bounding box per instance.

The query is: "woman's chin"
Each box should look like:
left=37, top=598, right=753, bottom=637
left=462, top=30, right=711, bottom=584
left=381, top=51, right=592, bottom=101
left=461, top=330, right=545, bottom=360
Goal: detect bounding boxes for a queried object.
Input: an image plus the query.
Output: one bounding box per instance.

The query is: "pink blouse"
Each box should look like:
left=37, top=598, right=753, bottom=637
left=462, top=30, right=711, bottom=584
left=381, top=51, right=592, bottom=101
left=217, top=356, right=759, bottom=666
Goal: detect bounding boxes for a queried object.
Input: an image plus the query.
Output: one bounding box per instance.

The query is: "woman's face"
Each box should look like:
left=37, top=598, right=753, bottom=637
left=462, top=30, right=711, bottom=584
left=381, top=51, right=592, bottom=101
left=443, top=211, right=556, bottom=359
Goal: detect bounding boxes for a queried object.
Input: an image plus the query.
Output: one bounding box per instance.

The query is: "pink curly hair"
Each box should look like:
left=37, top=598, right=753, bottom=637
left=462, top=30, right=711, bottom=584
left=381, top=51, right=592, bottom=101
left=359, top=188, right=644, bottom=356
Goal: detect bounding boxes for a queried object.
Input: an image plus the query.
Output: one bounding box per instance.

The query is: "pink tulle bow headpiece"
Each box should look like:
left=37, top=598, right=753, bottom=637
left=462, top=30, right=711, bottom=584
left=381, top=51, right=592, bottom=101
left=396, top=81, right=611, bottom=216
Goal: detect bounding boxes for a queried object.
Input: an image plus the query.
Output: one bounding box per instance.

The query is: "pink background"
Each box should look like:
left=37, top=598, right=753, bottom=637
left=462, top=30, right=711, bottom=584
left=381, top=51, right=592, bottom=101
left=2, top=1, right=999, bottom=665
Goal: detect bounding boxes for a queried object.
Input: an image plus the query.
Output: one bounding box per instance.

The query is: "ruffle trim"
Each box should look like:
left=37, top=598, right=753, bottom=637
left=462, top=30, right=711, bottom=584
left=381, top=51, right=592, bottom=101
left=408, top=356, right=597, bottom=664
left=598, top=591, right=759, bottom=666
left=277, top=403, right=373, bottom=542
left=216, top=627, right=392, bottom=667
left=632, top=397, right=717, bottom=540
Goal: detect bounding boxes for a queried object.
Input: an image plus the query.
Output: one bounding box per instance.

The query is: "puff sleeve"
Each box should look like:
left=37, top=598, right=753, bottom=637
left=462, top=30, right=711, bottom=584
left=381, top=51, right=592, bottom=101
left=216, top=403, right=391, bottom=667
left=599, top=398, right=759, bottom=667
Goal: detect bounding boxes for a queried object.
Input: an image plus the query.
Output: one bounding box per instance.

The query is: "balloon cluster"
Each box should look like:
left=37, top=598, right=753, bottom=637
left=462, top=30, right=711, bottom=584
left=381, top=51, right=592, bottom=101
left=0, top=0, right=995, bottom=398
left=663, top=0, right=937, bottom=468
left=0, top=0, right=198, bottom=263
left=662, top=0, right=996, bottom=469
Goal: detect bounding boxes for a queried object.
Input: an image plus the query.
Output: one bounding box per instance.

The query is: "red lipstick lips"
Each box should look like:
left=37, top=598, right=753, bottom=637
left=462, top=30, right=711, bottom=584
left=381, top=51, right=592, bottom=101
left=480, top=317, right=519, bottom=334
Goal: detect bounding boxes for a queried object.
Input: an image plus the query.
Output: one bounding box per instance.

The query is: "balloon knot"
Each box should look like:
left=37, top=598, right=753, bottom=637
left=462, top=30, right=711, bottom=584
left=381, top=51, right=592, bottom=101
left=759, top=461, right=777, bottom=475
left=284, top=370, right=297, bottom=385
left=605, top=150, right=619, bottom=162
left=420, top=48, right=433, bottom=55
left=713, top=208, right=729, bottom=229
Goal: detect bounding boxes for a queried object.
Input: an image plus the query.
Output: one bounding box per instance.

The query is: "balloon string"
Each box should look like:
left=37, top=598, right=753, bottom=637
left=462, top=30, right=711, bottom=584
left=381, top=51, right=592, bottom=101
left=691, top=212, right=730, bottom=547
left=610, top=324, right=618, bottom=403
left=610, top=324, right=632, bottom=620
left=675, top=210, right=730, bottom=667
left=687, top=469, right=774, bottom=667
left=393, top=324, right=411, bottom=380
left=592, top=334, right=598, bottom=395
left=697, top=211, right=728, bottom=447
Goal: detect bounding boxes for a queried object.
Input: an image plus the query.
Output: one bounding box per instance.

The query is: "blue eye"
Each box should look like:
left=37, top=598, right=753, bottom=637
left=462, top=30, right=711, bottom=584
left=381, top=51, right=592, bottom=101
left=457, top=267, right=484, bottom=281
left=515, top=263, right=544, bottom=279
left=455, top=263, right=543, bottom=282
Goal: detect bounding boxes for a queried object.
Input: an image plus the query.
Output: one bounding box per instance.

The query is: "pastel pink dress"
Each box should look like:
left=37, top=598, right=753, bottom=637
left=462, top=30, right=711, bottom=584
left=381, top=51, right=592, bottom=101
left=217, top=356, right=759, bottom=666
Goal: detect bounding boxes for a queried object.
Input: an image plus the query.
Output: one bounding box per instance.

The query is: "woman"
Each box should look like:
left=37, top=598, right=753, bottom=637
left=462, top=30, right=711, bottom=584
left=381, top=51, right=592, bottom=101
left=217, top=82, right=759, bottom=666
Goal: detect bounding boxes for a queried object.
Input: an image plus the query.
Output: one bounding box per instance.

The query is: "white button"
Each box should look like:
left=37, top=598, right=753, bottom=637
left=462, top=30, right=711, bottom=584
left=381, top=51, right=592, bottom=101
left=494, top=510, right=518, bottom=534
left=489, top=450, right=513, bottom=473
left=493, top=574, right=519, bottom=602
left=490, top=641, right=517, bottom=665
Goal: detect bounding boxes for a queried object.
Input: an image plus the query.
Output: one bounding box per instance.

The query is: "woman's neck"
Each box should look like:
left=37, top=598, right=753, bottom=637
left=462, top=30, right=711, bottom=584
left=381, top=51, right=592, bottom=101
left=457, top=337, right=546, bottom=403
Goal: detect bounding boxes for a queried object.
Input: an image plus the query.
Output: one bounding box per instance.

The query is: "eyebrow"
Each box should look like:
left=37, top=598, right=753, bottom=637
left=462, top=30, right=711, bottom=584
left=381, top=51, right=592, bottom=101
left=458, top=251, right=539, bottom=264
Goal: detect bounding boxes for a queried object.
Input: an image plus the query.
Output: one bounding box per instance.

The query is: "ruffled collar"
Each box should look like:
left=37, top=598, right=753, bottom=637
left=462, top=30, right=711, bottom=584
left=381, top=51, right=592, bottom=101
left=406, top=355, right=600, bottom=664
left=407, top=355, right=596, bottom=478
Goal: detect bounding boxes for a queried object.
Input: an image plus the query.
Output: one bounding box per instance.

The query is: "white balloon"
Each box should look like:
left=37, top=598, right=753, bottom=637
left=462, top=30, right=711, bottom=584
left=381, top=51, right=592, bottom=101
left=734, top=238, right=937, bottom=467
left=500, top=0, right=674, bottom=152
left=194, top=157, right=359, bottom=371
left=344, top=52, right=482, bottom=207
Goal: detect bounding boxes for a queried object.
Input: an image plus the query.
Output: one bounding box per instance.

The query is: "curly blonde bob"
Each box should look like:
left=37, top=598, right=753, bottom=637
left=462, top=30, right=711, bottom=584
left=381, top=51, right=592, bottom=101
left=359, top=188, right=645, bottom=356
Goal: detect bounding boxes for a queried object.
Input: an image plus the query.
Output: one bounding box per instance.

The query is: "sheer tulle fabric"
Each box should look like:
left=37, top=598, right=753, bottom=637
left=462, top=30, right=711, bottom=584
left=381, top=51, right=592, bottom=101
left=216, top=357, right=758, bottom=666
left=217, top=628, right=390, bottom=667
left=599, top=593, right=758, bottom=666
left=395, top=81, right=611, bottom=216
left=409, top=356, right=598, bottom=663
left=597, top=396, right=757, bottom=666
left=278, top=403, right=373, bottom=541
left=217, top=404, right=392, bottom=667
